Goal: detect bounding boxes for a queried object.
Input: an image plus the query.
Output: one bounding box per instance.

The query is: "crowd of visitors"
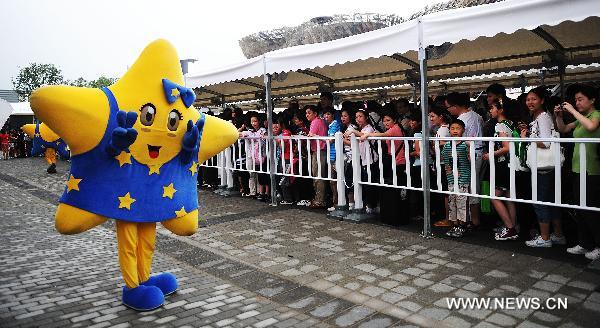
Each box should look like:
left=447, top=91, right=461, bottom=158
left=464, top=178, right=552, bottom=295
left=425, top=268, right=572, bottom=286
left=201, top=82, right=600, bottom=260
left=0, top=128, right=31, bottom=160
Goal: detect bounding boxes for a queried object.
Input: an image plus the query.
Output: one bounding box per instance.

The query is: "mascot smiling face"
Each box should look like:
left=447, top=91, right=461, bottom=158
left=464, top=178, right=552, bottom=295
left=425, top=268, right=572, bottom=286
left=30, top=39, right=238, bottom=311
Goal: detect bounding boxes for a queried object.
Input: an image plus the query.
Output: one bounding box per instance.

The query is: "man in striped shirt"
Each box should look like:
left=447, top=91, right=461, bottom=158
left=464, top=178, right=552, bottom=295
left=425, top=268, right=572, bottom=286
left=441, top=119, right=471, bottom=238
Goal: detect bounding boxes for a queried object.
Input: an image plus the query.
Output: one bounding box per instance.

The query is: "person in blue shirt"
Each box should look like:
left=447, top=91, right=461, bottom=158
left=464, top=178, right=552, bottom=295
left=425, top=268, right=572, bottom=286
left=323, top=107, right=341, bottom=211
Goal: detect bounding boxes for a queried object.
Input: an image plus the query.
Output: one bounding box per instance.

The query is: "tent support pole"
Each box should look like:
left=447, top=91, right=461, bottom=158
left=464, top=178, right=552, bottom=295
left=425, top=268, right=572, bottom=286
left=264, top=74, right=278, bottom=206
left=418, top=20, right=433, bottom=239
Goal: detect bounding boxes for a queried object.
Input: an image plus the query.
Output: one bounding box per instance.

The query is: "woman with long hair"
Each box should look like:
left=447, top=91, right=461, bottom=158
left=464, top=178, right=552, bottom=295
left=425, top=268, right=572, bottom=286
left=521, top=87, right=565, bottom=248
left=555, top=84, right=600, bottom=260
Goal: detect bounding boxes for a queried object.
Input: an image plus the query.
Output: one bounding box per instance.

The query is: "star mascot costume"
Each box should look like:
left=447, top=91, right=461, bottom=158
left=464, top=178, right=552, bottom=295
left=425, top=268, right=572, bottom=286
left=22, top=122, right=70, bottom=173
left=30, top=39, right=238, bottom=311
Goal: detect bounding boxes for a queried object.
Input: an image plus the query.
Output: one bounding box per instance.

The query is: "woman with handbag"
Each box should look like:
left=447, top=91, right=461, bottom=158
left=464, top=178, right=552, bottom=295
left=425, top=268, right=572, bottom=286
left=555, top=84, right=600, bottom=260
left=521, top=87, right=565, bottom=248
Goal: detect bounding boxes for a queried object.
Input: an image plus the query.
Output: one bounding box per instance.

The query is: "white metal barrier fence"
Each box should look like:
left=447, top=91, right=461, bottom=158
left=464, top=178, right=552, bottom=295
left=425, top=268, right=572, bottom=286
left=201, top=134, right=600, bottom=231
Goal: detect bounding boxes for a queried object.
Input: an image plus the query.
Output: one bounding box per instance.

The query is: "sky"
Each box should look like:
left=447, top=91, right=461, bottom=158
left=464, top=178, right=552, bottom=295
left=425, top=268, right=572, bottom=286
left=0, top=0, right=446, bottom=90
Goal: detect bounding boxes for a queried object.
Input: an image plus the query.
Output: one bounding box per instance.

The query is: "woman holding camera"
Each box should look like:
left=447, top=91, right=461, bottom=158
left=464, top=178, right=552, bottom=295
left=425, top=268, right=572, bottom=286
left=555, top=84, right=600, bottom=260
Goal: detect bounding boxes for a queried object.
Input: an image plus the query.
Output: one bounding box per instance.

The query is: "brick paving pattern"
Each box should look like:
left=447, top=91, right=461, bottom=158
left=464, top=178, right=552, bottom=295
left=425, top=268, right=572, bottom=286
left=1, top=157, right=599, bottom=327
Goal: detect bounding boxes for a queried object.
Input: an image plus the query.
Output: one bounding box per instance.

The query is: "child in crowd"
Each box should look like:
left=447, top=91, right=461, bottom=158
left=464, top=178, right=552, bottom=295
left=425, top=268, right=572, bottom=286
left=441, top=119, right=471, bottom=237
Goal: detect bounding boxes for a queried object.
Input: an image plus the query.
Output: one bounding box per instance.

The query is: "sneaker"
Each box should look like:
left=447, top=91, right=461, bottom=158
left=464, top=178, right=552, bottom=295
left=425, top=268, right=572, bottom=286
left=446, top=226, right=457, bottom=237
left=348, top=202, right=355, bottom=210
left=567, top=245, right=588, bottom=255
left=308, top=202, right=326, bottom=209
left=256, top=194, right=264, bottom=201
left=525, top=235, right=552, bottom=248
left=550, top=234, right=567, bottom=245
left=327, top=206, right=336, bottom=212
left=280, top=200, right=294, bottom=205
left=585, top=248, right=600, bottom=260
left=447, top=226, right=465, bottom=238
left=433, top=219, right=452, bottom=227
left=365, top=207, right=376, bottom=214
left=495, top=227, right=518, bottom=241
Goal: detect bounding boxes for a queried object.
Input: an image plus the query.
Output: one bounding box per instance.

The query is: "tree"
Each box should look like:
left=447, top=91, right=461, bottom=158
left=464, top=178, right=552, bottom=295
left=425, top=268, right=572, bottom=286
left=88, top=76, right=117, bottom=89
left=68, top=77, right=89, bottom=87
left=11, top=63, right=64, bottom=101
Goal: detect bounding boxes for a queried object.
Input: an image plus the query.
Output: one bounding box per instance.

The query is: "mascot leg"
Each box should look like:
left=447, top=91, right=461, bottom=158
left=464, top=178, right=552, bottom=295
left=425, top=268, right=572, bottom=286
left=134, top=209, right=201, bottom=298
left=116, top=221, right=164, bottom=311
left=55, top=203, right=108, bottom=234
left=45, top=148, right=57, bottom=173
left=161, top=209, right=198, bottom=236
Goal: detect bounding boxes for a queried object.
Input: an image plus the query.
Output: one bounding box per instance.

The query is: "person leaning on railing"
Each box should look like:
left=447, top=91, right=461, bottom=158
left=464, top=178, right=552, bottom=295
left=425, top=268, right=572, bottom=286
left=554, top=83, right=600, bottom=260
left=484, top=99, right=518, bottom=241
left=305, top=105, right=328, bottom=209
left=344, top=108, right=379, bottom=214
left=341, top=105, right=358, bottom=210
left=520, top=87, right=565, bottom=248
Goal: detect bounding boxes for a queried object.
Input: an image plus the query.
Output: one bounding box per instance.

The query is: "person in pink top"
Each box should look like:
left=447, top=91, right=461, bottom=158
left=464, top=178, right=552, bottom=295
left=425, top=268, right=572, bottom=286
left=360, top=110, right=406, bottom=179
left=305, top=105, right=328, bottom=208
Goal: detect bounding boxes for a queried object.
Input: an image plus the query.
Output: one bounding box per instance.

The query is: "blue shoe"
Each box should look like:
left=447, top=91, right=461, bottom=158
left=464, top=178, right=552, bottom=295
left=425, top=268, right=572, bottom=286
left=141, top=272, right=178, bottom=296
left=122, top=285, right=164, bottom=311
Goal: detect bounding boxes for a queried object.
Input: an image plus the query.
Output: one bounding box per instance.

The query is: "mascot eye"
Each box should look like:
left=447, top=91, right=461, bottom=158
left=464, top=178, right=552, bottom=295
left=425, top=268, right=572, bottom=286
left=167, top=109, right=182, bottom=131
left=139, top=104, right=156, bottom=126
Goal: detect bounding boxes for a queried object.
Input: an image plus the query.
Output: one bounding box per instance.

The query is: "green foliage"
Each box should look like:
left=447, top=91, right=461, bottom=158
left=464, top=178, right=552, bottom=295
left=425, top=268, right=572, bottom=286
left=88, top=76, right=117, bottom=89
left=67, top=76, right=117, bottom=88
left=11, top=63, right=64, bottom=101
left=12, top=63, right=117, bottom=101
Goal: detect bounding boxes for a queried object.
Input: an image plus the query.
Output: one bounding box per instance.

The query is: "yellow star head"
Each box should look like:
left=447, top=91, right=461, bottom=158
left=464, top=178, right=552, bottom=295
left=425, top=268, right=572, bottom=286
left=115, top=151, right=132, bottom=167
left=22, top=123, right=60, bottom=142
left=162, top=183, right=177, bottom=199
left=170, top=88, right=180, bottom=97
left=66, top=175, right=82, bottom=192
left=118, top=192, right=136, bottom=210
left=30, top=39, right=238, bottom=165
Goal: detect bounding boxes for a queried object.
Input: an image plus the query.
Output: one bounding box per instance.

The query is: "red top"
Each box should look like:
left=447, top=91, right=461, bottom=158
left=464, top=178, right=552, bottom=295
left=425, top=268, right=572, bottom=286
left=385, top=124, right=406, bottom=165
left=0, top=133, right=8, bottom=145
left=279, top=129, right=293, bottom=160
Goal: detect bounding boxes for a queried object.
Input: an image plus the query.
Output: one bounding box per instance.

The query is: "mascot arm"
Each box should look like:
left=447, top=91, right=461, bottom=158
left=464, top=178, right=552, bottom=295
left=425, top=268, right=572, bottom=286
left=30, top=86, right=108, bottom=156
left=197, top=115, right=239, bottom=164
left=107, top=111, right=138, bottom=157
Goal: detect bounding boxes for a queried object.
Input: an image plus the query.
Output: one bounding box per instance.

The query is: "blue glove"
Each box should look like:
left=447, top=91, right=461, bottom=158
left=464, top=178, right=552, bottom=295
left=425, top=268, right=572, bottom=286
left=180, top=114, right=205, bottom=164
left=106, top=110, right=138, bottom=157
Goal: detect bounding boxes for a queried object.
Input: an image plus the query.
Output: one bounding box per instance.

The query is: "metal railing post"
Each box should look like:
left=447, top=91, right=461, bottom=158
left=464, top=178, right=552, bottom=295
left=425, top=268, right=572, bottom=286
left=344, top=134, right=370, bottom=223
left=329, top=132, right=349, bottom=219
left=418, top=18, right=433, bottom=238
left=264, top=73, right=278, bottom=206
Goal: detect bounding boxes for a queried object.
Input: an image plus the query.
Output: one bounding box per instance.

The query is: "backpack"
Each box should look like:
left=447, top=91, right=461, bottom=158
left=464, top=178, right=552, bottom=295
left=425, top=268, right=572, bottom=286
left=500, top=120, right=527, bottom=170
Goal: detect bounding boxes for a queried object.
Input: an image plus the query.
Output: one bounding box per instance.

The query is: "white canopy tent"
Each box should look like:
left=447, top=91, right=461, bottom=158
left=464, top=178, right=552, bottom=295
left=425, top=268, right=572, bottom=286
left=187, top=0, right=600, bottom=107
left=186, top=0, right=600, bottom=230
left=1, top=100, right=34, bottom=130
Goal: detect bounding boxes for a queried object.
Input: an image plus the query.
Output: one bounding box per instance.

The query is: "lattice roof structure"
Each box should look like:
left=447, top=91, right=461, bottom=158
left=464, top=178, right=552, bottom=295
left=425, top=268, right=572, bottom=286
left=239, top=0, right=505, bottom=58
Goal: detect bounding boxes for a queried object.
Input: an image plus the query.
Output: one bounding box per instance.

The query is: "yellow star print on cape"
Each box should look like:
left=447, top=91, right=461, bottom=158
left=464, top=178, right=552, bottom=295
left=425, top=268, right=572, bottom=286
left=115, top=151, right=132, bottom=167
left=170, top=88, right=179, bottom=97
left=148, top=164, right=162, bottom=175
left=118, top=192, right=136, bottom=210
left=162, top=183, right=177, bottom=199
left=66, top=175, right=82, bottom=192
left=175, top=207, right=187, bottom=218
left=189, top=161, right=198, bottom=175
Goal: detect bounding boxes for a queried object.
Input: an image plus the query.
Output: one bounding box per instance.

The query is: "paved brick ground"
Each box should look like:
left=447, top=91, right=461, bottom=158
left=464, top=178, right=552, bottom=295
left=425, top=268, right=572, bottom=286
left=1, top=157, right=599, bottom=328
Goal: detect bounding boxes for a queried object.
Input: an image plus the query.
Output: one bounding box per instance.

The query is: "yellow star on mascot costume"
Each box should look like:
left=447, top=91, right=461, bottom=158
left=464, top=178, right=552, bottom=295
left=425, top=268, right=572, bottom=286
left=30, top=39, right=238, bottom=311
left=22, top=123, right=70, bottom=173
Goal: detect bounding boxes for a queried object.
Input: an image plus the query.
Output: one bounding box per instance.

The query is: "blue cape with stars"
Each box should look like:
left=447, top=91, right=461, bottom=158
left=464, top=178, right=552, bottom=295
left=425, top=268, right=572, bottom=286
left=31, top=123, right=70, bottom=159
left=59, top=88, right=200, bottom=223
